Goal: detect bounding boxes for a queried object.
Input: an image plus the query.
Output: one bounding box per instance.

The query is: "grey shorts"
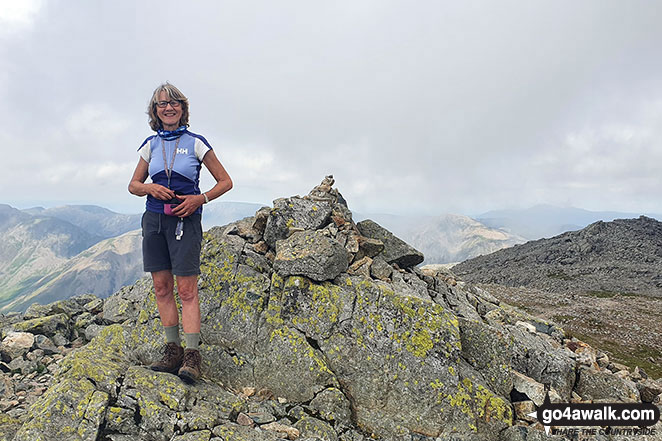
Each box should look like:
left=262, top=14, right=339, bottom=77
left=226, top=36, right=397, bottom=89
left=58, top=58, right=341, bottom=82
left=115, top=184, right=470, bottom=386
left=141, top=211, right=203, bottom=276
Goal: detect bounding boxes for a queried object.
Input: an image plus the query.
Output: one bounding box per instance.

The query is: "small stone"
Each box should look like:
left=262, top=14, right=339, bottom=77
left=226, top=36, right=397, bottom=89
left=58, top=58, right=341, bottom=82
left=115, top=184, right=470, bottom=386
left=84, top=324, right=105, bottom=341
left=52, top=334, right=69, bottom=347
left=636, top=379, right=662, bottom=403
left=33, top=335, right=59, bottom=355
left=347, top=257, right=372, bottom=278
left=252, top=241, right=269, bottom=254
left=83, top=298, right=104, bottom=314
left=256, top=388, right=274, bottom=401
left=26, top=349, right=44, bottom=362
left=596, top=354, right=609, bottom=369
left=277, top=397, right=287, bottom=404
left=356, top=236, right=384, bottom=260
left=237, top=412, right=255, bottom=426
left=248, top=411, right=276, bottom=425
left=513, top=400, right=536, bottom=422
left=262, top=422, right=300, bottom=440
left=241, top=386, right=256, bottom=397
left=369, top=257, right=392, bottom=281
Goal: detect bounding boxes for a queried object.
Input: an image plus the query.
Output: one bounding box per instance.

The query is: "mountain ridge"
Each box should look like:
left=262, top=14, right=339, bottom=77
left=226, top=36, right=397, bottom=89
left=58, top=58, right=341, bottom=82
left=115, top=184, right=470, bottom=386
left=453, top=215, right=662, bottom=296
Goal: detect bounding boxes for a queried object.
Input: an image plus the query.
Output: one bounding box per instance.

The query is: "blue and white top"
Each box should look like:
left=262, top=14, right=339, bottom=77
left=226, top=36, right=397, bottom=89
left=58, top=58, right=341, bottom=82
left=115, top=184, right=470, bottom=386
left=137, top=130, right=212, bottom=214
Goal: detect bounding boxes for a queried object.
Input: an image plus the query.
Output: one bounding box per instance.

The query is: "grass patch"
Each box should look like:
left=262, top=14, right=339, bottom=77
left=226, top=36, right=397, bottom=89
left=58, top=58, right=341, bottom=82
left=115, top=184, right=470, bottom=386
left=546, top=271, right=576, bottom=281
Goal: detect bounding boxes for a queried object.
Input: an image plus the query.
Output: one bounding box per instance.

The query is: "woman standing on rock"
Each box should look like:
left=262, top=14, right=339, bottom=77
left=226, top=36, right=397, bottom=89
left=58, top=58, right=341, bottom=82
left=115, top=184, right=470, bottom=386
left=128, top=83, right=232, bottom=383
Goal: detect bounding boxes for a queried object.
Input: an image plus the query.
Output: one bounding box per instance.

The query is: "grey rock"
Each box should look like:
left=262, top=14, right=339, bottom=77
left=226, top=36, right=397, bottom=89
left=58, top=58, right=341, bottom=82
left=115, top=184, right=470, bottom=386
left=356, top=236, right=385, bottom=260
left=309, top=387, right=352, bottom=428
left=14, top=377, right=108, bottom=441
left=82, top=297, right=104, bottom=313
left=636, top=378, right=662, bottom=403
left=23, top=299, right=82, bottom=320
left=459, top=319, right=513, bottom=397
left=214, top=422, right=284, bottom=440
left=33, top=334, right=59, bottom=355
left=274, top=230, right=349, bottom=282
left=370, top=256, right=393, bottom=280
left=8, top=357, right=38, bottom=375
left=294, top=417, right=338, bottom=441
left=224, top=215, right=264, bottom=244
left=10, top=313, right=71, bottom=338
left=102, top=276, right=154, bottom=324
left=52, top=332, right=69, bottom=347
left=575, top=366, right=640, bottom=402
left=356, top=219, right=424, bottom=268
left=511, top=371, right=545, bottom=407
left=84, top=323, right=106, bottom=341
left=104, top=406, right=139, bottom=435
left=75, top=311, right=96, bottom=330
left=508, top=326, right=576, bottom=399
left=171, top=430, right=213, bottom=441
left=264, top=197, right=334, bottom=248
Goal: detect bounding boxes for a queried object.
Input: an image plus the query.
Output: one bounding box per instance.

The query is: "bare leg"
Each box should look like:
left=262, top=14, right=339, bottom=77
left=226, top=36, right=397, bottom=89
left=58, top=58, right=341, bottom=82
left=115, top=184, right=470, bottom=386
left=176, top=275, right=200, bottom=334
left=152, top=270, right=178, bottom=327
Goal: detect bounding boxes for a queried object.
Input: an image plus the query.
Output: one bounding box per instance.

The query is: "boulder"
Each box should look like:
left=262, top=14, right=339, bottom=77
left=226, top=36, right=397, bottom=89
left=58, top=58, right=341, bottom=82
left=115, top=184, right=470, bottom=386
left=0, top=332, right=35, bottom=360
left=511, top=371, right=545, bottom=407
left=274, top=230, right=349, bottom=282
left=575, top=366, right=640, bottom=402
left=356, top=219, right=424, bottom=268
left=264, top=197, right=333, bottom=248
left=636, top=378, right=662, bottom=403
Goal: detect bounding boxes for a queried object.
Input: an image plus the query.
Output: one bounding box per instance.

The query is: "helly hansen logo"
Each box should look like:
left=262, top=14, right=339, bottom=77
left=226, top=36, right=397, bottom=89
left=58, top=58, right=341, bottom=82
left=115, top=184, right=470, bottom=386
left=176, top=148, right=188, bottom=154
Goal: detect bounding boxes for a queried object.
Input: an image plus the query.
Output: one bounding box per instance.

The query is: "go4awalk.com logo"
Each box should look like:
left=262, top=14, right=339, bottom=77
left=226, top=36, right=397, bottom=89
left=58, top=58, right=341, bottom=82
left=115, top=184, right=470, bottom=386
left=527, top=395, right=660, bottom=437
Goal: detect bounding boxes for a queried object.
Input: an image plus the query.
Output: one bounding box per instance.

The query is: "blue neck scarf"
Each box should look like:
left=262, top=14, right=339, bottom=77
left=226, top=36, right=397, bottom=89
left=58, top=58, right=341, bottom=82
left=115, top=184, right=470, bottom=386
left=157, top=125, right=187, bottom=141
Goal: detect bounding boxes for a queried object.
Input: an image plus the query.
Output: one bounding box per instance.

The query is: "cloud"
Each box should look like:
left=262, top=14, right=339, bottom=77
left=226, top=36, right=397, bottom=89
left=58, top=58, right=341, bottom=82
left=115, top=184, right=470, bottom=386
left=0, top=0, right=42, bottom=36
left=65, top=103, right=132, bottom=143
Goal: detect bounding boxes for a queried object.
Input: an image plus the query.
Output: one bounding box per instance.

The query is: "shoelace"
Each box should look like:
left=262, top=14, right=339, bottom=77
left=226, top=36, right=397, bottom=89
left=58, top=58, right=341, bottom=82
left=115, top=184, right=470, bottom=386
left=182, top=350, right=200, bottom=366
left=163, top=343, right=180, bottom=360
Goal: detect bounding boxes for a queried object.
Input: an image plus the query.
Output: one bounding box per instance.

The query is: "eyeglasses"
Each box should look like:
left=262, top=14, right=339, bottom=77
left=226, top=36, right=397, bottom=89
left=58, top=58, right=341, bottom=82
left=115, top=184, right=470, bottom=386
left=156, top=100, right=182, bottom=108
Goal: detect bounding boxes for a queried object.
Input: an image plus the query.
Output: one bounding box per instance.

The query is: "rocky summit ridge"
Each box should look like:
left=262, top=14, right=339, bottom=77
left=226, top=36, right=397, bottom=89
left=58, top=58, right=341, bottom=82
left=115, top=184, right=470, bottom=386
left=453, top=216, right=662, bottom=296
left=1, top=177, right=661, bottom=441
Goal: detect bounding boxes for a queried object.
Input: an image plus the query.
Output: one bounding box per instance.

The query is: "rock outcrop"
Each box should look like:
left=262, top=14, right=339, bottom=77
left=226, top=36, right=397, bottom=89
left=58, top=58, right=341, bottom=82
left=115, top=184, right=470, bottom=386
left=1, top=177, right=661, bottom=441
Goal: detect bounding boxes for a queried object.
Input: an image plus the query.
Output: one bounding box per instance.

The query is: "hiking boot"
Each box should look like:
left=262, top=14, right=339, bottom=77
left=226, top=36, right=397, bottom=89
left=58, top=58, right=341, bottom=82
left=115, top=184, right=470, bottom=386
left=178, top=349, right=201, bottom=384
left=150, top=342, right=184, bottom=374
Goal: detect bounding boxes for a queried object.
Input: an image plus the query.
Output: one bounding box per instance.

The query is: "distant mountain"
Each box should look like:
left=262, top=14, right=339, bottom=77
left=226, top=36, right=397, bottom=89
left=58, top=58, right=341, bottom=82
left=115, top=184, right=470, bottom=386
left=0, top=213, right=103, bottom=308
left=354, top=212, right=525, bottom=264
left=0, top=204, right=33, bottom=232
left=454, top=216, right=662, bottom=296
left=476, top=204, right=661, bottom=240
left=1, top=230, right=144, bottom=313
left=22, top=205, right=141, bottom=238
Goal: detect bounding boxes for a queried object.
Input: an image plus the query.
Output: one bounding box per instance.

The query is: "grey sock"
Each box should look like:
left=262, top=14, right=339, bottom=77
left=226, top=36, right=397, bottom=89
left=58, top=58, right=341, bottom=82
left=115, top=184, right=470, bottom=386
left=164, top=325, right=181, bottom=345
left=184, top=333, right=200, bottom=350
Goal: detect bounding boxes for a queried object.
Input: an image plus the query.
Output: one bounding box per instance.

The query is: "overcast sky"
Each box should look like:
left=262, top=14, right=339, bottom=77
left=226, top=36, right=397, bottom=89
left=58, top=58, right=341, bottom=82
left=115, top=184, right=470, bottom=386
left=1, top=0, right=661, bottom=216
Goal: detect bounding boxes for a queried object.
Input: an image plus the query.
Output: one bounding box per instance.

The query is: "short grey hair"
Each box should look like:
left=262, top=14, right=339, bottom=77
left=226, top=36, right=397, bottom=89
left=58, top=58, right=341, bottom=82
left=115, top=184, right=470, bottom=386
left=147, top=82, right=190, bottom=131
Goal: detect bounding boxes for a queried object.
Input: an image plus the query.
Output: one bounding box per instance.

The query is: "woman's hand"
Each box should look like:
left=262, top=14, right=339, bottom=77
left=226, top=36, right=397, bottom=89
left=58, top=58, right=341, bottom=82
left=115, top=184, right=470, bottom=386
left=147, top=184, right=176, bottom=200
left=172, top=194, right=205, bottom=217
